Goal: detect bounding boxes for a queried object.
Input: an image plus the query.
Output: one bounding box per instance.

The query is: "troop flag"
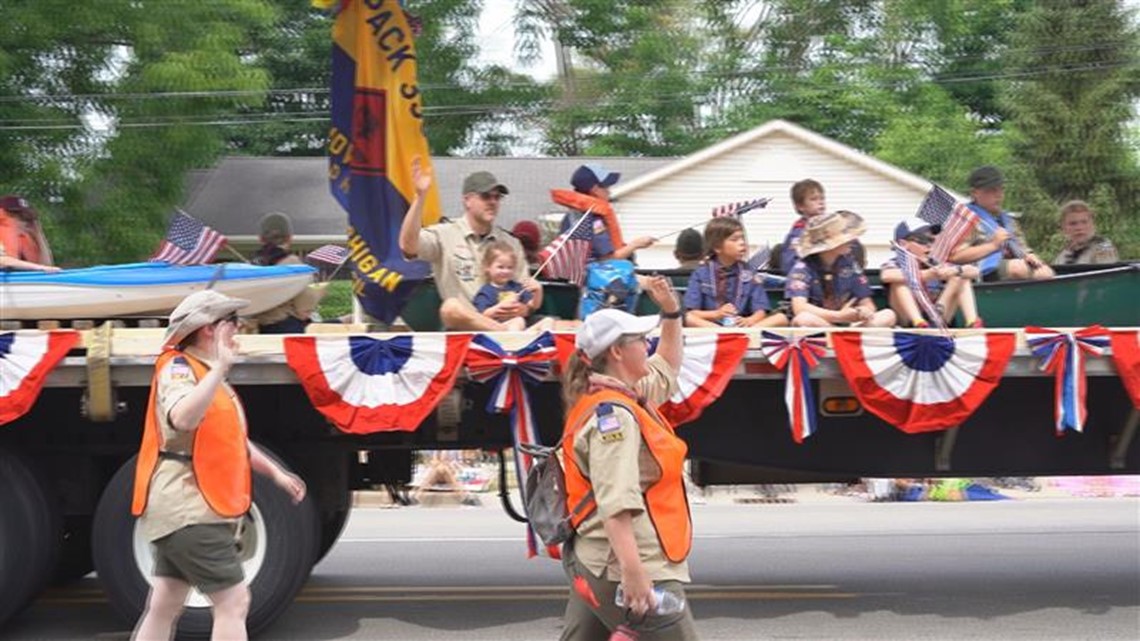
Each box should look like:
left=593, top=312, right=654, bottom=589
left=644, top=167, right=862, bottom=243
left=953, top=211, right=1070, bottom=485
left=150, top=212, right=226, bottom=265
left=325, top=0, right=442, bottom=323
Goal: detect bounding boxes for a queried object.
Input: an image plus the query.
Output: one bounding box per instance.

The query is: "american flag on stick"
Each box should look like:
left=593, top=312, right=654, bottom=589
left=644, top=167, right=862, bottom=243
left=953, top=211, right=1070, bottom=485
left=150, top=211, right=226, bottom=265
left=535, top=209, right=593, bottom=286
left=916, top=185, right=979, bottom=265
left=305, top=244, right=350, bottom=266
left=711, top=197, right=770, bottom=219
left=893, top=242, right=946, bottom=330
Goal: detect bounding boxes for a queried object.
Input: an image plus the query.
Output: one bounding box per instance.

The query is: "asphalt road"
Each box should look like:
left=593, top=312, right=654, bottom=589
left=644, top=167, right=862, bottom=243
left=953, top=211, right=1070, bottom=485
left=3, top=494, right=1138, bottom=641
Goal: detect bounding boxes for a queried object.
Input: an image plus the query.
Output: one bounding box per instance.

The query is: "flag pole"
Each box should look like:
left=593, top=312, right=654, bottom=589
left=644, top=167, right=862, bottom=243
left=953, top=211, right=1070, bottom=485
left=531, top=204, right=594, bottom=279
left=225, top=244, right=252, bottom=264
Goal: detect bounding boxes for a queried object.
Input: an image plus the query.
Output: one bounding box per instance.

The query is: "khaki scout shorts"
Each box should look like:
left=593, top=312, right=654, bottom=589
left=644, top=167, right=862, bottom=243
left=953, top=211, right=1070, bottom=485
left=152, top=523, right=244, bottom=594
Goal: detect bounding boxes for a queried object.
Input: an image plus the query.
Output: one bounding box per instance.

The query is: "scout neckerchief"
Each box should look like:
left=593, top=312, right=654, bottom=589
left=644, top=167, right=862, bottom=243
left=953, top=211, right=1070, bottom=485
left=709, top=260, right=746, bottom=312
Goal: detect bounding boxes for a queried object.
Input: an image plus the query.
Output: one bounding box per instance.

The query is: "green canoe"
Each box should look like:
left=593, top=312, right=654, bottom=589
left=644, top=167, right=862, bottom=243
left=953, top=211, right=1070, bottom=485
left=398, top=263, right=1139, bottom=330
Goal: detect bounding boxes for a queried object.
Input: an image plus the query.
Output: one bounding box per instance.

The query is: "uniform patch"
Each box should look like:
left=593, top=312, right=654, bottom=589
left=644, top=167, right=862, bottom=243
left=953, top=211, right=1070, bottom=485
left=592, top=218, right=606, bottom=234
left=168, top=356, right=193, bottom=381
left=596, top=403, right=621, bottom=433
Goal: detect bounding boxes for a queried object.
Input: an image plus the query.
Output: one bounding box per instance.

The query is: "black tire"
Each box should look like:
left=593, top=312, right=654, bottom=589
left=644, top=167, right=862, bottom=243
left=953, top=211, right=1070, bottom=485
left=92, top=452, right=318, bottom=640
left=315, top=505, right=350, bottom=565
left=0, top=446, right=61, bottom=626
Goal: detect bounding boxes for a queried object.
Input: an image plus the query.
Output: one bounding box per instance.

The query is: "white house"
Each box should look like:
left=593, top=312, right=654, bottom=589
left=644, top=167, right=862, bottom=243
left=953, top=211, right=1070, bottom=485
left=610, top=119, right=965, bottom=269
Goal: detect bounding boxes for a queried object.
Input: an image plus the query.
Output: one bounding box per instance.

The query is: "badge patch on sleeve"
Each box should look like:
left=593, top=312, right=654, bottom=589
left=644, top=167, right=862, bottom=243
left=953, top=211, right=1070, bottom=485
left=169, top=357, right=193, bottom=382
left=596, top=403, right=625, bottom=442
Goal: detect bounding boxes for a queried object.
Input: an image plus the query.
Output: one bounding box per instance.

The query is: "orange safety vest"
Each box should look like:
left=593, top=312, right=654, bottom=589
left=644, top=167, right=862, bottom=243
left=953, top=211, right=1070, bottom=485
left=551, top=189, right=627, bottom=251
left=0, top=209, right=45, bottom=264
left=131, top=350, right=252, bottom=518
left=562, top=388, right=692, bottom=563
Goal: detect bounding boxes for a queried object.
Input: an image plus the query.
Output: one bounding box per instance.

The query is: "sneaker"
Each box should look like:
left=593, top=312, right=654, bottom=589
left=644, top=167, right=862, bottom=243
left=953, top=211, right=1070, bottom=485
left=912, top=319, right=930, bottom=329
left=967, top=318, right=985, bottom=329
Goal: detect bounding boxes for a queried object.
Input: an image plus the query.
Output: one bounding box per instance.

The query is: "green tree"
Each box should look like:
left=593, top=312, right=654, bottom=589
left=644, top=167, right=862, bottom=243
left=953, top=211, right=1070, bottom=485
left=1, top=0, right=278, bottom=265
left=1001, top=0, right=1140, bottom=258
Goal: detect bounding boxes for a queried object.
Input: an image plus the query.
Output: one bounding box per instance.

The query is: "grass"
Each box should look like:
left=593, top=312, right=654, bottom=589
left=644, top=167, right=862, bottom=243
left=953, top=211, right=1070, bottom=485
left=317, top=280, right=354, bottom=322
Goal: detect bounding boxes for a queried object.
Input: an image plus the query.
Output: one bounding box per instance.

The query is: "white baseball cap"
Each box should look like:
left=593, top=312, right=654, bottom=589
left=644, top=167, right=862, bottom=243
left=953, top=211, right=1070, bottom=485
left=575, top=309, right=660, bottom=359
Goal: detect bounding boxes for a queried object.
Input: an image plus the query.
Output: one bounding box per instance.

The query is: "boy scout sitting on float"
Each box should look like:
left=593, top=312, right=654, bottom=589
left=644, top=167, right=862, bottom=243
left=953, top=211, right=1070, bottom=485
left=784, top=211, right=896, bottom=328
left=398, top=158, right=531, bottom=331
left=880, top=216, right=984, bottom=329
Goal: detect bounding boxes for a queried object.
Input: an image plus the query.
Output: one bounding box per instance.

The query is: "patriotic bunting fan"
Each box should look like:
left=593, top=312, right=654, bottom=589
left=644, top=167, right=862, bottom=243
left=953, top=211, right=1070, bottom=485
left=832, top=331, right=1016, bottom=433
left=284, top=334, right=471, bottom=434
left=1110, top=330, right=1140, bottom=410
left=0, top=330, right=81, bottom=425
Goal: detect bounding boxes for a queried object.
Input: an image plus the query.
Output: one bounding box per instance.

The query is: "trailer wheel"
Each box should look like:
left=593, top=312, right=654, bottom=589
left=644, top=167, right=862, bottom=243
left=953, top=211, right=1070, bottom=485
left=92, top=453, right=317, bottom=640
left=0, top=447, right=61, bottom=626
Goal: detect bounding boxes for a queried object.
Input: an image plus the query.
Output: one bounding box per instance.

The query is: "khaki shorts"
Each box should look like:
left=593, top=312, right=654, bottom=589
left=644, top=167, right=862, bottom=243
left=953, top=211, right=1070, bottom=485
left=153, top=523, right=244, bottom=594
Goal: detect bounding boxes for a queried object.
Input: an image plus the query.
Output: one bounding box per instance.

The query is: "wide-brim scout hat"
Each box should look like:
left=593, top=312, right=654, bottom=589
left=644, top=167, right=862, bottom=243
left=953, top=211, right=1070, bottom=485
left=163, top=290, right=249, bottom=348
left=797, top=211, right=866, bottom=258
left=576, top=309, right=660, bottom=359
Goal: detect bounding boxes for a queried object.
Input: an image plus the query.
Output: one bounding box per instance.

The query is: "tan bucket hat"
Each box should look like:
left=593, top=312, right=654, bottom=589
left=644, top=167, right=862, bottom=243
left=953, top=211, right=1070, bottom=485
left=163, top=290, right=249, bottom=348
left=797, top=211, right=867, bottom=258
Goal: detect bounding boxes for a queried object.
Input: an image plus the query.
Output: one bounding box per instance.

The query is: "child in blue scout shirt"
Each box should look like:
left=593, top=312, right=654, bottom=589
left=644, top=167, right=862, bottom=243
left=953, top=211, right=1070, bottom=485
left=880, top=216, right=984, bottom=328
left=785, top=211, right=896, bottom=328
left=472, top=240, right=545, bottom=331
left=684, top=217, right=788, bottom=328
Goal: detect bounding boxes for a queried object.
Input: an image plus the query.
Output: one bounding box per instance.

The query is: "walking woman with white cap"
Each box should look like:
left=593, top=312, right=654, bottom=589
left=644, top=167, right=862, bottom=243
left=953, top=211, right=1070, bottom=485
left=558, top=276, right=699, bottom=640
left=130, top=290, right=306, bottom=641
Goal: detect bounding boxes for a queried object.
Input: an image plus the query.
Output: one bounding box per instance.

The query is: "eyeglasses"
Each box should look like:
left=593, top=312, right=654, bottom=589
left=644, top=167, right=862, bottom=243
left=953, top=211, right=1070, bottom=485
left=478, top=192, right=504, bottom=202
left=216, top=313, right=239, bottom=325
left=619, top=334, right=650, bottom=347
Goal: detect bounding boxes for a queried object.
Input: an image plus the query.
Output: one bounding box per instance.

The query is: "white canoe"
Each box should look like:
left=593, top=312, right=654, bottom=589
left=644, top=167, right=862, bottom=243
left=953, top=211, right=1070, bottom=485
left=0, top=262, right=317, bottom=320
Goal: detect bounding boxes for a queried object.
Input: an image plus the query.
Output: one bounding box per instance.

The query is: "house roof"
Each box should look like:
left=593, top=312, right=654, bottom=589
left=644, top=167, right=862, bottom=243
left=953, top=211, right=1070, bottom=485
left=611, top=119, right=964, bottom=201
left=183, top=156, right=676, bottom=246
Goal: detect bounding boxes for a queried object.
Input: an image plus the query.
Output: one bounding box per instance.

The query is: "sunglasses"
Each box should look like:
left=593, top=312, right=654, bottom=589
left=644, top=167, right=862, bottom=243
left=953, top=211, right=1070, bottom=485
left=216, top=313, right=239, bottom=325
left=907, top=234, right=935, bottom=246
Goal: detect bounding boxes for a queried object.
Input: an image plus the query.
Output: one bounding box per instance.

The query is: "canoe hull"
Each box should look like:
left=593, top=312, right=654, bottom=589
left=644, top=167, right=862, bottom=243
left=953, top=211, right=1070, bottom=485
left=0, top=263, right=316, bottom=320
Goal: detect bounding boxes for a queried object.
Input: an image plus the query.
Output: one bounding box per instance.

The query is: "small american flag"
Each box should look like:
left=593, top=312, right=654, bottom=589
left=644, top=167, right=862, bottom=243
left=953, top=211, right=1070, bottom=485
left=305, top=244, right=350, bottom=266
left=150, top=212, right=226, bottom=265
left=536, top=214, right=592, bottom=286
left=711, top=197, right=770, bottom=218
left=916, top=185, right=979, bottom=265
left=894, top=243, right=946, bottom=330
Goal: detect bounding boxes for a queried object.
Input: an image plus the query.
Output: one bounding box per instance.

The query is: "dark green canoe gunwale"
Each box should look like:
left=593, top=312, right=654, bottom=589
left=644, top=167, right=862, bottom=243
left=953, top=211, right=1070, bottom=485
left=398, top=263, right=1140, bottom=331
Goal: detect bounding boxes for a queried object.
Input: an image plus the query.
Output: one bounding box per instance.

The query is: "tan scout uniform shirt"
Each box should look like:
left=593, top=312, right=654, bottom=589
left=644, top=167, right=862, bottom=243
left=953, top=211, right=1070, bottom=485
left=414, top=217, right=527, bottom=302
left=570, top=354, right=688, bottom=583
left=139, top=346, right=244, bottom=542
left=254, top=254, right=327, bottom=326
left=1054, top=237, right=1119, bottom=266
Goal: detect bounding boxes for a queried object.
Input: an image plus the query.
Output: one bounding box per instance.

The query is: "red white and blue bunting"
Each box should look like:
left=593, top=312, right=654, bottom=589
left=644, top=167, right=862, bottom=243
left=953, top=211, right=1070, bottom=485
left=0, top=330, right=80, bottom=426
left=283, top=334, right=472, bottom=434
left=760, top=331, right=827, bottom=443
left=832, top=331, right=1017, bottom=433
left=465, top=332, right=559, bottom=558
left=657, top=333, right=749, bottom=426
left=1025, top=326, right=1110, bottom=434
left=1110, top=330, right=1140, bottom=410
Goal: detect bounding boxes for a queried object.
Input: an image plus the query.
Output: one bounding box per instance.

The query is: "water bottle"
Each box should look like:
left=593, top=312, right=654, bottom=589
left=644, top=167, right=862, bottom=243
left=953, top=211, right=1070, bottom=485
left=614, top=585, right=686, bottom=615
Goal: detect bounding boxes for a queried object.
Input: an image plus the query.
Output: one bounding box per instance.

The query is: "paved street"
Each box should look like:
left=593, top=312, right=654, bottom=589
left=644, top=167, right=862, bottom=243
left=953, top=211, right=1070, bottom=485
left=3, top=491, right=1138, bottom=640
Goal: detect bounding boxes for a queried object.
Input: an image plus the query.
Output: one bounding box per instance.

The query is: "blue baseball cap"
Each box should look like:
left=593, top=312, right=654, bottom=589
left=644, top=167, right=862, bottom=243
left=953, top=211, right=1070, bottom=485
left=571, top=164, right=621, bottom=194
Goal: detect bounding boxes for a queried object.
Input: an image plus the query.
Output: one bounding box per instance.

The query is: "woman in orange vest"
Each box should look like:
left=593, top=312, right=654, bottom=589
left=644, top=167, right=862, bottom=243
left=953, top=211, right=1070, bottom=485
left=558, top=275, right=699, bottom=640
left=0, top=195, right=58, bottom=272
left=131, top=290, right=306, bottom=641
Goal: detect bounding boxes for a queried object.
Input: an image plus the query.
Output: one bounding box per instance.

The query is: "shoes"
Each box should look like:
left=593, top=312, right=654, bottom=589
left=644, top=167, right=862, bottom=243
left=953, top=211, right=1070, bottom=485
left=967, top=318, right=985, bottom=328
left=912, top=319, right=930, bottom=329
